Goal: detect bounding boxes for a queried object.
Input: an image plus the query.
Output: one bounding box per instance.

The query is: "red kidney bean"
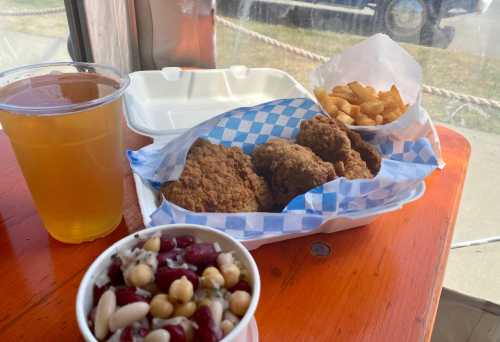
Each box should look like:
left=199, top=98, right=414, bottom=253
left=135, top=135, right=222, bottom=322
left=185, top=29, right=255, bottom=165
left=157, top=249, right=185, bottom=267
left=108, top=257, right=125, bottom=286
left=229, top=280, right=252, bottom=293
left=138, top=327, right=150, bottom=337
left=93, top=283, right=110, bottom=306
left=115, top=287, right=148, bottom=306
left=184, top=243, right=219, bottom=267
left=164, top=324, right=187, bottom=342
left=193, top=306, right=223, bottom=342
left=134, top=239, right=146, bottom=250
left=87, top=307, right=96, bottom=330
left=160, top=235, right=176, bottom=252
left=175, top=235, right=195, bottom=248
left=155, top=267, right=199, bottom=292
left=120, top=326, right=134, bottom=342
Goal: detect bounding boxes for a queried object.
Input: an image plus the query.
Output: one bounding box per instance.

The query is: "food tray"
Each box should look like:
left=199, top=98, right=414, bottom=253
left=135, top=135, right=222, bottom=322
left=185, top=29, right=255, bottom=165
left=124, top=67, right=426, bottom=250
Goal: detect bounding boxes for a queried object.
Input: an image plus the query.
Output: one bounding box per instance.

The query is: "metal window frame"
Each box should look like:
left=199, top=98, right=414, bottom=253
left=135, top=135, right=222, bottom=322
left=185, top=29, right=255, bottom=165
left=64, top=0, right=93, bottom=62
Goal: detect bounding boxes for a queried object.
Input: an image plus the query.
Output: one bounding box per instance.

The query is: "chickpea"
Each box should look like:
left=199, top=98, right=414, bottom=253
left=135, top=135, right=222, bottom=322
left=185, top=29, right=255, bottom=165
left=240, top=268, right=251, bottom=283
left=128, top=263, right=153, bottom=288
left=229, top=290, right=251, bottom=316
left=144, top=329, right=171, bottom=342
left=221, top=264, right=240, bottom=288
left=216, top=253, right=233, bottom=268
left=198, top=298, right=211, bottom=308
left=169, top=276, right=193, bottom=303
left=143, top=236, right=161, bottom=252
left=150, top=294, right=174, bottom=319
left=201, top=267, right=225, bottom=289
left=223, top=311, right=240, bottom=325
left=174, top=301, right=197, bottom=318
left=221, top=320, right=235, bottom=336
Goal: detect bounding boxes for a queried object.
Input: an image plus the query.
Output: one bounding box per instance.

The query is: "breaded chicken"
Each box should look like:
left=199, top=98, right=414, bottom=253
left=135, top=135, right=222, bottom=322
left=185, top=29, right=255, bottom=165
left=333, top=150, right=373, bottom=179
left=162, top=139, right=274, bottom=213
left=252, top=139, right=336, bottom=207
left=297, top=115, right=381, bottom=179
left=296, top=114, right=352, bottom=163
left=339, top=124, right=382, bottom=175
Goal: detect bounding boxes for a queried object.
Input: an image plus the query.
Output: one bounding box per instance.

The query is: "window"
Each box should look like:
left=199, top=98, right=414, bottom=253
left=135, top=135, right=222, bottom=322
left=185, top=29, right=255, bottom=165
left=215, top=0, right=500, bottom=303
left=0, top=0, right=70, bottom=70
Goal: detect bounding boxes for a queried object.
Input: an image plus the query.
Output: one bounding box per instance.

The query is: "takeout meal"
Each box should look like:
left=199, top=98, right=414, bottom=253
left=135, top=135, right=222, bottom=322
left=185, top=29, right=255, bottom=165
left=161, top=115, right=382, bottom=213
left=314, top=81, right=409, bottom=126
left=88, top=233, right=253, bottom=341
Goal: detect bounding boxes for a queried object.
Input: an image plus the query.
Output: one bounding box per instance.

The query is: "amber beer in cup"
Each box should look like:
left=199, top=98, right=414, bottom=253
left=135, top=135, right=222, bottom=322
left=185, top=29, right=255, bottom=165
left=0, top=62, right=130, bottom=243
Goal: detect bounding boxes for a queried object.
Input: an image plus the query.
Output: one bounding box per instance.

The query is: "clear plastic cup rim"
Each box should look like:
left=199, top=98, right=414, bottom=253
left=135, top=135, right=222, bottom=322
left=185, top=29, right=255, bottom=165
left=0, top=61, right=130, bottom=115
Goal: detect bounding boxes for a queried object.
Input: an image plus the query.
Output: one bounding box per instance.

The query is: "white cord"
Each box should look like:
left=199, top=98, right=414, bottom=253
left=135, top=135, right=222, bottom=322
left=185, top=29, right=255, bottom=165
left=216, top=16, right=500, bottom=110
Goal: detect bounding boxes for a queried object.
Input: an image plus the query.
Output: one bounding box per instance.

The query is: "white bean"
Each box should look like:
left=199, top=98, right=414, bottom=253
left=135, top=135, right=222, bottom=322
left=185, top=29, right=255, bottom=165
left=216, top=253, right=233, bottom=268
left=108, top=302, right=150, bottom=332
left=208, top=299, right=223, bottom=325
left=94, top=289, right=116, bottom=340
left=144, top=329, right=171, bottom=342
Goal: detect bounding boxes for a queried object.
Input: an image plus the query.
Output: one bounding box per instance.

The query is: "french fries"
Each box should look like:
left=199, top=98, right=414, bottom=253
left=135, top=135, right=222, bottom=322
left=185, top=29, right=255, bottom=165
left=314, top=81, right=408, bottom=126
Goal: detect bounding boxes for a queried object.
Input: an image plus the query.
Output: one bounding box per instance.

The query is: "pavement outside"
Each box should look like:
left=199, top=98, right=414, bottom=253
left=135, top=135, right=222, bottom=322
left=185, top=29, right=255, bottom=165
left=0, top=30, right=69, bottom=70
left=442, top=124, right=500, bottom=304
left=444, top=0, right=500, bottom=58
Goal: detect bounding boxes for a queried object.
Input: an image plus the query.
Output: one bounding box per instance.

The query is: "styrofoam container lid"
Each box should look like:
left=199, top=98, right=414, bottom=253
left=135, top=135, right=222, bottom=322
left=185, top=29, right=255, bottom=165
left=124, top=66, right=314, bottom=139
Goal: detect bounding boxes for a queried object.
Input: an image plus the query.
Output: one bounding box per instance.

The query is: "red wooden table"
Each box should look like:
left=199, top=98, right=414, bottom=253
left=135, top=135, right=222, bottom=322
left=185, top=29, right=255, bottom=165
left=0, top=125, right=469, bottom=341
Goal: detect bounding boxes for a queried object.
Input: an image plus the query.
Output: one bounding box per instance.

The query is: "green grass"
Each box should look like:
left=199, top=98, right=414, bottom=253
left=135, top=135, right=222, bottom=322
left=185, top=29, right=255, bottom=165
left=0, top=0, right=63, bottom=8
left=0, top=0, right=68, bottom=37
left=217, top=19, right=500, bottom=134
left=1, top=0, right=499, bottom=133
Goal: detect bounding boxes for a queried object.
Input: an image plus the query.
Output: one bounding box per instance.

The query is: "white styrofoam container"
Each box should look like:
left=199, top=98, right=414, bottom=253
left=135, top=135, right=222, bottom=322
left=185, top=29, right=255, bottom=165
left=124, top=67, right=426, bottom=250
left=125, top=66, right=313, bottom=139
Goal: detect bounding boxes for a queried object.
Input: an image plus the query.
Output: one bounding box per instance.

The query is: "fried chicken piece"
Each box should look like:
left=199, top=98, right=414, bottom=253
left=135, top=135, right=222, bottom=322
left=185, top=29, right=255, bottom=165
left=296, top=114, right=352, bottom=163
left=252, top=139, right=336, bottom=207
left=162, top=139, right=273, bottom=213
left=297, top=115, right=380, bottom=179
left=336, top=120, right=382, bottom=175
left=334, top=150, right=373, bottom=179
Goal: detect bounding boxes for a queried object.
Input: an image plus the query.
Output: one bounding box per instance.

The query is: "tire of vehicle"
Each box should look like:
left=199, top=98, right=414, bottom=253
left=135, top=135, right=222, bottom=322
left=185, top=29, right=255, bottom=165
left=374, top=0, right=436, bottom=44
left=252, top=1, right=296, bottom=25
left=217, top=0, right=242, bottom=17
left=309, top=2, right=345, bottom=32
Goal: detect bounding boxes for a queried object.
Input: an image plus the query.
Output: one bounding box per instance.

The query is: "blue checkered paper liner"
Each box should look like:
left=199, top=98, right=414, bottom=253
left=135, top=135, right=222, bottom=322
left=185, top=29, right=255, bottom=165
left=128, top=98, right=439, bottom=239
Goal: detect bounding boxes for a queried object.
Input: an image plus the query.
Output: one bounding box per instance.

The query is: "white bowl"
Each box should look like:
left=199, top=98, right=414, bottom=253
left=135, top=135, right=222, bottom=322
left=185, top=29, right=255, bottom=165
left=76, top=224, right=261, bottom=341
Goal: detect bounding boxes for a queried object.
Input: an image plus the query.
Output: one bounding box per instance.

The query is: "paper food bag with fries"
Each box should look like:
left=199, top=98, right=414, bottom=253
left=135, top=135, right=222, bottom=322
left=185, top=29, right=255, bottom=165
left=311, top=33, right=443, bottom=166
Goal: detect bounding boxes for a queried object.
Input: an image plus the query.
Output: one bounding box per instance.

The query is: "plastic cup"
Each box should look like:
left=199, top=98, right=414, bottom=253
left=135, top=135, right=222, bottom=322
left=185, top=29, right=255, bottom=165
left=0, top=62, right=130, bottom=243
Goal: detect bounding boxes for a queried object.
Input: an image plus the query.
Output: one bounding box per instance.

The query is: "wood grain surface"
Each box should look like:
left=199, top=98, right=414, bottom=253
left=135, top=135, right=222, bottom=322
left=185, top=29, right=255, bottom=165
left=0, top=125, right=469, bottom=341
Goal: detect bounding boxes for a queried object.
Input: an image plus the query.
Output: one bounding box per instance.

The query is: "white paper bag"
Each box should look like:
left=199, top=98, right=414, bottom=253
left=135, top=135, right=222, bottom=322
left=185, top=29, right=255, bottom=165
left=310, top=33, right=444, bottom=167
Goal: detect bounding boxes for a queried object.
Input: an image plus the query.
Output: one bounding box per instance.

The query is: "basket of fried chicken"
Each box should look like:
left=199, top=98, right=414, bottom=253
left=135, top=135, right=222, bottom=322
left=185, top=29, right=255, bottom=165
left=128, top=97, right=439, bottom=241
